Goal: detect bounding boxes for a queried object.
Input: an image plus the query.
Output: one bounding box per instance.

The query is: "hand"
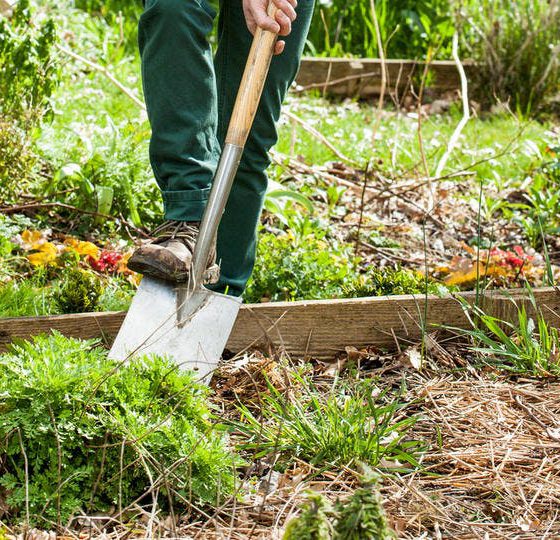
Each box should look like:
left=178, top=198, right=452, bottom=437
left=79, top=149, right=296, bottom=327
left=242, top=0, right=298, bottom=55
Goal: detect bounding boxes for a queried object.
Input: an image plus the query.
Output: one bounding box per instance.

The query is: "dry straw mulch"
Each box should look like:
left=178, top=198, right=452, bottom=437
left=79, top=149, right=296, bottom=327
left=385, top=373, right=560, bottom=539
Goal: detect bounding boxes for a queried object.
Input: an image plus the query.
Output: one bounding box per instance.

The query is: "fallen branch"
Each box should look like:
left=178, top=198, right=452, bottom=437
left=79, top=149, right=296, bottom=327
left=1, top=201, right=149, bottom=237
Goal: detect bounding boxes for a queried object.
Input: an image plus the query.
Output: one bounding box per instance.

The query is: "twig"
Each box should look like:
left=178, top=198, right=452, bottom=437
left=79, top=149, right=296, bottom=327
left=1, top=201, right=149, bottom=237
left=294, top=70, right=382, bottom=92
left=435, top=32, right=471, bottom=178
left=354, top=161, right=371, bottom=259
left=16, top=428, right=30, bottom=530
left=282, top=110, right=353, bottom=163
left=56, top=44, right=146, bottom=111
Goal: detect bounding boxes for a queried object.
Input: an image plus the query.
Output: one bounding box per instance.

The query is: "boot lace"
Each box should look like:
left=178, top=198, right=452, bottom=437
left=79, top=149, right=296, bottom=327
left=150, top=220, right=199, bottom=249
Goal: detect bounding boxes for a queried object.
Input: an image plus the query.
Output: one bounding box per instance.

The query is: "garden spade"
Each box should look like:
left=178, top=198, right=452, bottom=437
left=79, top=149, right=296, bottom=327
left=109, top=4, right=280, bottom=381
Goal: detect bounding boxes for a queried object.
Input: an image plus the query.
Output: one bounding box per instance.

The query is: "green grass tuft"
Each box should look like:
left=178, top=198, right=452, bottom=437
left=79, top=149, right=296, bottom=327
left=230, top=374, right=422, bottom=472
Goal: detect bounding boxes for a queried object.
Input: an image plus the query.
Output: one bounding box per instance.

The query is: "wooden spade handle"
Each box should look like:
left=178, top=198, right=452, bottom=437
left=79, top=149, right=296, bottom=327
left=224, top=3, right=279, bottom=147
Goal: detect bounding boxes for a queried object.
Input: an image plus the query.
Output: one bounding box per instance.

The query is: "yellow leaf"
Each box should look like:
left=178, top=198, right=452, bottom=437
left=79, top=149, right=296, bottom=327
left=445, top=262, right=508, bottom=286
left=444, top=265, right=481, bottom=286
left=64, top=238, right=100, bottom=259
left=27, top=242, right=57, bottom=266
left=21, top=229, right=47, bottom=251
left=75, top=241, right=99, bottom=259
left=117, top=252, right=132, bottom=274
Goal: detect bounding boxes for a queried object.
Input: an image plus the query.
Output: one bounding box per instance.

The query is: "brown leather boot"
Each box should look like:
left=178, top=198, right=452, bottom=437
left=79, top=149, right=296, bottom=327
left=127, top=221, right=219, bottom=284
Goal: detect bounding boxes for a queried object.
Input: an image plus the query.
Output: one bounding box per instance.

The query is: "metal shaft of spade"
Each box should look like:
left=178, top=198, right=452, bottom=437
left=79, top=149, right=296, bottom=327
left=188, top=4, right=280, bottom=294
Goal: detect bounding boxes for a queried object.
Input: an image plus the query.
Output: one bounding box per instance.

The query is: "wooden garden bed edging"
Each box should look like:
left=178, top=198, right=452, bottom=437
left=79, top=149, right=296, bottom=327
left=294, top=57, right=476, bottom=98
left=1, top=287, right=559, bottom=359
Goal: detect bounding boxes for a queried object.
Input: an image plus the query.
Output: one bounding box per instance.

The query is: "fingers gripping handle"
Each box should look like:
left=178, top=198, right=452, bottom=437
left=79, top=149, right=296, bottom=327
left=224, top=3, right=279, bottom=147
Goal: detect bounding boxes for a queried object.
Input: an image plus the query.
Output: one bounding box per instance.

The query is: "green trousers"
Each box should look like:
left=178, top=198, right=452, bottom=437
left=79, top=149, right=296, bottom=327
left=138, top=0, right=314, bottom=296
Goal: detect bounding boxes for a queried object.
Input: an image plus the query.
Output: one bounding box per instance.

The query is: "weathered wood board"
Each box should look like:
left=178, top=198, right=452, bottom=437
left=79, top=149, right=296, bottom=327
left=1, top=288, right=559, bottom=359
left=294, top=57, right=476, bottom=98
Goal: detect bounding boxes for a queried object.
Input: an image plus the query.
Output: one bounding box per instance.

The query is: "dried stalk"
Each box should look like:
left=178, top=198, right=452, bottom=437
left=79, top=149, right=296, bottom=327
left=435, top=32, right=470, bottom=178
left=369, top=0, right=387, bottom=147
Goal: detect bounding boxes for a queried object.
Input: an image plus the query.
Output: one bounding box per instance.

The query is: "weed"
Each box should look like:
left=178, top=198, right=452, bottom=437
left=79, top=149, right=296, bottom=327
left=0, top=0, right=59, bottom=201
left=0, top=280, right=58, bottom=317
left=306, top=0, right=454, bottom=59
left=334, top=472, right=396, bottom=540
left=245, top=229, right=359, bottom=302
left=55, top=268, right=103, bottom=313
left=283, top=492, right=334, bottom=540
left=456, top=295, right=560, bottom=376
left=0, top=0, right=58, bottom=121
left=231, top=374, right=422, bottom=471
left=344, top=266, right=448, bottom=298
left=0, top=333, right=237, bottom=525
left=283, top=474, right=396, bottom=540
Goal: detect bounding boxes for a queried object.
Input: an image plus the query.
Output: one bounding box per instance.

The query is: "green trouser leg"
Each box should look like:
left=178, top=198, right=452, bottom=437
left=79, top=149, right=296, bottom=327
left=139, top=0, right=314, bottom=297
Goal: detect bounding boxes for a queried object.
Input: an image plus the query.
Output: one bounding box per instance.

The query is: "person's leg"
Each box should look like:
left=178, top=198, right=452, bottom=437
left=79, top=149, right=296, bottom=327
left=138, top=0, right=220, bottom=222
left=131, top=0, right=221, bottom=282
left=211, top=0, right=315, bottom=297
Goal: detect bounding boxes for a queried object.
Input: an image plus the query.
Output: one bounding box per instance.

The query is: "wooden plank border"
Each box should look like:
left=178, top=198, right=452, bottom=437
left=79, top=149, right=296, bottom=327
left=1, top=287, right=559, bottom=359
left=294, top=57, right=476, bottom=98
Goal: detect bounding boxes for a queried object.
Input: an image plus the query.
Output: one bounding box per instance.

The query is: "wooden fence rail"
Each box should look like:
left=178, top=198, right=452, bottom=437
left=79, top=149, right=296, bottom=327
left=294, top=57, right=476, bottom=98
left=1, top=287, right=559, bottom=359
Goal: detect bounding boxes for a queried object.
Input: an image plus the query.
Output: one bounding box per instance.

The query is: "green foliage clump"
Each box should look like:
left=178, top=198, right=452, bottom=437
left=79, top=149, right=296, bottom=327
left=306, top=0, right=454, bottom=59
left=232, top=374, right=422, bottom=471
left=74, top=0, right=142, bottom=20
left=246, top=229, right=447, bottom=302
left=345, top=266, right=448, bottom=298
left=0, top=214, right=32, bottom=280
left=334, top=475, right=396, bottom=540
left=0, top=0, right=59, bottom=200
left=283, top=477, right=396, bottom=540
left=0, top=0, right=58, bottom=121
left=55, top=268, right=103, bottom=313
left=283, top=492, right=334, bottom=540
left=461, top=0, right=560, bottom=115
left=0, top=333, right=237, bottom=526
left=458, top=297, right=560, bottom=377
left=43, top=121, right=160, bottom=229
left=245, top=229, right=359, bottom=302
left=0, top=280, right=57, bottom=317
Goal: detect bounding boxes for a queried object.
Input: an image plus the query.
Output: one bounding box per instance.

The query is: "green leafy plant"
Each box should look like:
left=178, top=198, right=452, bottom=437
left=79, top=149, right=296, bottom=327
left=306, top=0, right=455, bottom=59
left=245, top=228, right=359, bottom=302
left=334, top=472, right=396, bottom=540
left=231, top=374, right=422, bottom=471
left=455, top=294, right=560, bottom=376
left=283, top=492, right=334, bottom=540
left=345, top=266, right=448, bottom=298
left=460, top=0, right=560, bottom=115
left=55, top=268, right=103, bottom=313
left=519, top=147, right=560, bottom=247
left=0, top=0, right=59, bottom=201
left=0, top=0, right=58, bottom=121
left=0, top=279, right=58, bottom=317
left=42, top=120, right=159, bottom=229
left=0, top=333, right=237, bottom=526
left=283, top=474, right=396, bottom=540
